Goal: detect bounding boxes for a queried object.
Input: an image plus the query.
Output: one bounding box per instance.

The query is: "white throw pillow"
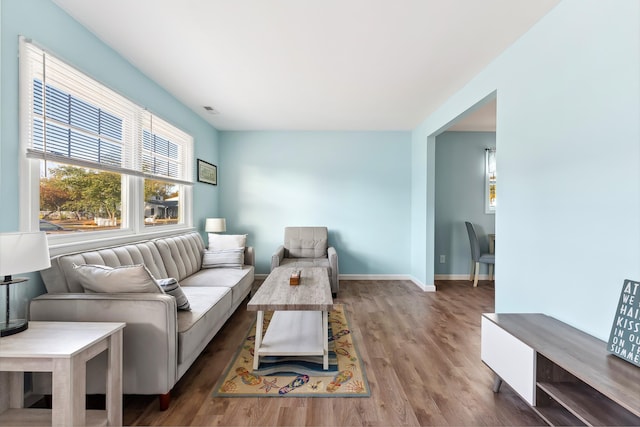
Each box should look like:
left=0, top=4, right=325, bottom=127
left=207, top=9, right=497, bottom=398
left=202, top=248, right=245, bottom=269
left=208, top=233, right=247, bottom=250
left=73, top=264, right=163, bottom=294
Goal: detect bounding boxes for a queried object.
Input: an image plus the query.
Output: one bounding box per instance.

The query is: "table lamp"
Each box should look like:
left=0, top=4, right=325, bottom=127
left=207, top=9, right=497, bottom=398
left=0, top=231, right=51, bottom=336
left=205, top=218, right=226, bottom=233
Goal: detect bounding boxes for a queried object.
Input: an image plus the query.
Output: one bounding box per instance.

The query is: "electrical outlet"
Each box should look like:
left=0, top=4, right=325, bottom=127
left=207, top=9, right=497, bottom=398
left=439, top=255, right=446, bottom=263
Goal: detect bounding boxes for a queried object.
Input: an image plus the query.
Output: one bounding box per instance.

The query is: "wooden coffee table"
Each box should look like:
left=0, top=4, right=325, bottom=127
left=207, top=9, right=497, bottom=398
left=247, top=266, right=333, bottom=371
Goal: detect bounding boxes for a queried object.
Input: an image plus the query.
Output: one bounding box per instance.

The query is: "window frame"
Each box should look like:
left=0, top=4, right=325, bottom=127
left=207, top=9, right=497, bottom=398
left=18, top=37, right=194, bottom=255
left=485, top=148, right=496, bottom=214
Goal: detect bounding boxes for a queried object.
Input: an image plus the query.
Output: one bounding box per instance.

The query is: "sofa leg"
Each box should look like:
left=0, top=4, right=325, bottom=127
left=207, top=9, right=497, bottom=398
left=159, top=392, right=171, bottom=411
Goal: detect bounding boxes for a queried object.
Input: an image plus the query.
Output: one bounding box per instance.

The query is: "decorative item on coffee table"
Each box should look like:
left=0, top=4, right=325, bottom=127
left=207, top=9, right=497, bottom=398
left=289, top=270, right=300, bottom=285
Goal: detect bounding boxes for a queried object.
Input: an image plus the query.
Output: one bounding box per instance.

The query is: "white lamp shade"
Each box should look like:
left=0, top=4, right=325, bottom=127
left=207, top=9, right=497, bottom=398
left=205, top=218, right=226, bottom=233
left=0, top=232, right=51, bottom=278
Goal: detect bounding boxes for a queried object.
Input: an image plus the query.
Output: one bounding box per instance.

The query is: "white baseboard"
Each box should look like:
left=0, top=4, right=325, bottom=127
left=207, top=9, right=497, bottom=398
left=407, top=276, right=437, bottom=292
left=339, top=274, right=412, bottom=281
left=255, top=273, right=436, bottom=292
left=434, top=274, right=492, bottom=281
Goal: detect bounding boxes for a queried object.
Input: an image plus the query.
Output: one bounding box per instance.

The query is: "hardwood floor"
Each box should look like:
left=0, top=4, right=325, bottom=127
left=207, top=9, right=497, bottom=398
left=123, top=280, right=545, bottom=426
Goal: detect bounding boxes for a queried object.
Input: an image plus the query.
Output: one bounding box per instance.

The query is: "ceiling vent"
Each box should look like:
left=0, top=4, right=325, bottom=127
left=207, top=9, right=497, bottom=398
left=203, top=106, right=219, bottom=115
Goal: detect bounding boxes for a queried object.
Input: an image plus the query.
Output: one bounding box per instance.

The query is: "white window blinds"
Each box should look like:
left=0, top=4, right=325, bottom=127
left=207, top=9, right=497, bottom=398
left=20, top=37, right=193, bottom=185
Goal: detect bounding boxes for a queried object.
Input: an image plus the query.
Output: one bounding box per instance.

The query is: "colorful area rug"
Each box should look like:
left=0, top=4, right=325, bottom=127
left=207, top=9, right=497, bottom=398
left=213, top=304, right=370, bottom=397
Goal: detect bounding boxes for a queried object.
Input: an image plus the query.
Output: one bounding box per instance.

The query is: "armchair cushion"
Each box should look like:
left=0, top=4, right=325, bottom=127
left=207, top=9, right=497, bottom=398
left=279, top=258, right=330, bottom=270
left=284, top=227, right=328, bottom=258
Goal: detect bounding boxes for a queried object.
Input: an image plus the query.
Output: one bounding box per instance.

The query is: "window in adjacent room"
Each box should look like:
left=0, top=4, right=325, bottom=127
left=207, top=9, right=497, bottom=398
left=485, top=148, right=496, bottom=213
left=19, top=37, right=193, bottom=243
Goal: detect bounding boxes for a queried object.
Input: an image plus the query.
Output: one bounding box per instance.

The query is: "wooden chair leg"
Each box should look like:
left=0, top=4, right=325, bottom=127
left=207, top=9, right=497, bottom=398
left=488, top=264, right=494, bottom=281
left=159, top=392, right=171, bottom=411
left=473, top=262, right=480, bottom=287
left=469, top=260, right=475, bottom=281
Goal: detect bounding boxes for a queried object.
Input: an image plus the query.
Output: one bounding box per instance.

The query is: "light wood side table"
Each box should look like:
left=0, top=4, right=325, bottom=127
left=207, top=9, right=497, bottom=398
left=0, top=321, right=125, bottom=426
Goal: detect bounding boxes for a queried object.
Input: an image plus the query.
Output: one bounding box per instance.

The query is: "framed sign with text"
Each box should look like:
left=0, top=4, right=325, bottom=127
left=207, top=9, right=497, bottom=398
left=608, top=279, right=640, bottom=367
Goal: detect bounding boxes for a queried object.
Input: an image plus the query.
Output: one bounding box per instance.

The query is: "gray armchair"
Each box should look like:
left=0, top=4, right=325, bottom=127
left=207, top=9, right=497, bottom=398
left=271, top=226, right=339, bottom=296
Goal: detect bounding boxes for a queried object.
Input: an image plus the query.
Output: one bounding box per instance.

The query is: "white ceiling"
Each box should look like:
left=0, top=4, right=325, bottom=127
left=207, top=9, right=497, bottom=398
left=53, top=0, right=559, bottom=131
left=447, top=98, right=497, bottom=132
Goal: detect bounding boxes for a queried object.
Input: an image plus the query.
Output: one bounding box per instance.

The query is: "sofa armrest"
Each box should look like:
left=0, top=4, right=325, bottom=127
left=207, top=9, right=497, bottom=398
left=30, top=293, right=178, bottom=395
left=244, top=246, right=255, bottom=266
left=271, top=245, right=285, bottom=271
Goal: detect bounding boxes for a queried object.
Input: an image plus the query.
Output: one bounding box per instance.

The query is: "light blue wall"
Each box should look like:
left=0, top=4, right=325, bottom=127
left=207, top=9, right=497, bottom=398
left=219, top=131, right=411, bottom=275
left=0, top=0, right=220, bottom=304
left=435, top=132, right=496, bottom=276
left=410, top=129, right=429, bottom=287
left=412, top=0, right=640, bottom=339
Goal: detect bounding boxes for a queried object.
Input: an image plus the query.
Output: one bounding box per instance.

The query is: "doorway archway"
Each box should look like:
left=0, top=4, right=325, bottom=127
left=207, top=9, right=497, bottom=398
left=426, top=91, right=497, bottom=288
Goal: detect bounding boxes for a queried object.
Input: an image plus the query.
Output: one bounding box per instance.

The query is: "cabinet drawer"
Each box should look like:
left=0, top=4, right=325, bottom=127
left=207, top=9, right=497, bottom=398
left=481, top=315, right=536, bottom=405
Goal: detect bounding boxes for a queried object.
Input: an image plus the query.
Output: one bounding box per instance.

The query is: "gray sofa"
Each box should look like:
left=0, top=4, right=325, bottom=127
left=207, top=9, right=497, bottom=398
left=271, top=226, right=339, bottom=295
left=29, top=231, right=254, bottom=409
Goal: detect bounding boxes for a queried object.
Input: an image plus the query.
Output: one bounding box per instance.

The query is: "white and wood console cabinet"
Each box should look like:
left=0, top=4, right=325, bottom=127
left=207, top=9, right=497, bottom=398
left=481, top=313, right=640, bottom=426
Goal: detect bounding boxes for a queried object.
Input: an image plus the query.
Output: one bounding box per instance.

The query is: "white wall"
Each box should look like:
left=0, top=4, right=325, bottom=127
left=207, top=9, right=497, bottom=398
left=412, top=0, right=640, bottom=339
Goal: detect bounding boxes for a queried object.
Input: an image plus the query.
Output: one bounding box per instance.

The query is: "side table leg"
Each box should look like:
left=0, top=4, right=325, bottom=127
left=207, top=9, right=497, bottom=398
left=253, top=311, right=264, bottom=371
left=52, top=356, right=85, bottom=426
left=9, top=372, right=24, bottom=408
left=322, top=311, right=329, bottom=370
left=106, top=329, right=123, bottom=426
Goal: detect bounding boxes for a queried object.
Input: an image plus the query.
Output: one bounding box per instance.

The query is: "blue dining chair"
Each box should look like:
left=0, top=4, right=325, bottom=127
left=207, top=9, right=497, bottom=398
left=465, top=221, right=495, bottom=287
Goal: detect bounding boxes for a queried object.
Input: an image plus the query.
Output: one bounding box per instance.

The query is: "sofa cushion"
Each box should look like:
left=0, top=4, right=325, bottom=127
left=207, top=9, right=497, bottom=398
left=73, top=264, right=163, bottom=294
left=202, top=248, right=244, bottom=269
left=208, top=233, right=247, bottom=250
left=177, top=286, right=232, bottom=364
left=181, top=266, right=254, bottom=308
left=156, top=278, right=191, bottom=310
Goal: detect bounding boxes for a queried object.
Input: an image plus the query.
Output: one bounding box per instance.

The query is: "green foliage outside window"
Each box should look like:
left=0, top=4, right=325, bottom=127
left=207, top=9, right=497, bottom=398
left=40, top=164, right=121, bottom=231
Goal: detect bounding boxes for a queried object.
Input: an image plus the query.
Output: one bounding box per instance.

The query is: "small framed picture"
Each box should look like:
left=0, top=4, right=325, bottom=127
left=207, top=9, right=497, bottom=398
left=197, top=159, right=217, bottom=185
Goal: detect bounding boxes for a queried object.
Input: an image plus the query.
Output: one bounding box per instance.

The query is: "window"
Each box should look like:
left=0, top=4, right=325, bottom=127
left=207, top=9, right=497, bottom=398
left=19, top=37, right=193, bottom=244
left=485, top=148, right=496, bottom=213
